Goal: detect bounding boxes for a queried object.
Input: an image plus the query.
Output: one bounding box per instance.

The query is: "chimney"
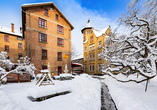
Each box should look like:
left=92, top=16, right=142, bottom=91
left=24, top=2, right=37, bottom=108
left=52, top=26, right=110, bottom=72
left=11, top=23, right=14, bottom=33
left=20, top=27, right=22, bottom=33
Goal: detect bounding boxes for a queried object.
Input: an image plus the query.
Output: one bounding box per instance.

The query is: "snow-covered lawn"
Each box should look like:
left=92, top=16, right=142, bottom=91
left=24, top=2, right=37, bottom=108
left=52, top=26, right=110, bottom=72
left=102, top=75, right=157, bottom=110
left=0, top=74, right=101, bottom=110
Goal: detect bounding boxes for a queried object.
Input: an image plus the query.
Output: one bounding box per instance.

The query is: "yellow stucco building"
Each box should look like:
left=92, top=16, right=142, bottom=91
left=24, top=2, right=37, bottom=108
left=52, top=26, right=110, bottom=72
left=82, top=19, right=111, bottom=75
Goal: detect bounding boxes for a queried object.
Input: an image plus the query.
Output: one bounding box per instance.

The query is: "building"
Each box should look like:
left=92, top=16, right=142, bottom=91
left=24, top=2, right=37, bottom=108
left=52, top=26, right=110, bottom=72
left=0, top=24, right=31, bottom=82
left=0, top=24, right=24, bottom=63
left=21, top=2, right=74, bottom=76
left=71, top=54, right=84, bottom=74
left=82, top=19, right=111, bottom=75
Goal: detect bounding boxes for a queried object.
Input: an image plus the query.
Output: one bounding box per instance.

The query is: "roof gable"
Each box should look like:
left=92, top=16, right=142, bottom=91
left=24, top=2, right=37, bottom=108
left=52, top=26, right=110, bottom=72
left=22, top=2, right=74, bottom=30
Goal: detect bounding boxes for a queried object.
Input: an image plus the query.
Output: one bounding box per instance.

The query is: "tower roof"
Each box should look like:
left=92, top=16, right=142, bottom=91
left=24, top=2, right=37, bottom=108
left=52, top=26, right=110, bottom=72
left=81, top=19, right=93, bottom=33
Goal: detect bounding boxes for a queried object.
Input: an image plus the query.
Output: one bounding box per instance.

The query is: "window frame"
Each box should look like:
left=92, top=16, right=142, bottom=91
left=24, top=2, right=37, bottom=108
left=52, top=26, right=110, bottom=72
left=57, top=52, right=62, bottom=61
left=39, top=17, right=47, bottom=28
left=55, top=14, right=59, bottom=20
left=18, top=53, right=22, bottom=59
left=57, top=38, right=64, bottom=46
left=39, top=33, right=47, bottom=43
left=57, top=25, right=63, bottom=34
left=98, top=64, right=102, bottom=72
left=18, top=43, right=22, bottom=49
left=5, top=45, right=9, bottom=51
left=45, top=9, right=48, bottom=16
left=17, top=37, right=23, bottom=40
left=42, top=65, right=47, bottom=70
left=42, top=49, right=47, bottom=59
left=85, top=47, right=87, bottom=52
left=5, top=35, right=9, bottom=42
left=92, top=65, right=95, bottom=72
left=98, top=41, right=102, bottom=48
left=90, top=36, right=94, bottom=42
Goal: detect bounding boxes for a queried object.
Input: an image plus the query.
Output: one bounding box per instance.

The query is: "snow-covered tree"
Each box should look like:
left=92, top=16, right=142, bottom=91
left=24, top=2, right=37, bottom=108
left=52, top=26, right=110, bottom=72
left=102, top=0, right=157, bottom=91
left=0, top=51, right=13, bottom=85
left=0, top=55, right=36, bottom=85
left=71, top=43, right=78, bottom=59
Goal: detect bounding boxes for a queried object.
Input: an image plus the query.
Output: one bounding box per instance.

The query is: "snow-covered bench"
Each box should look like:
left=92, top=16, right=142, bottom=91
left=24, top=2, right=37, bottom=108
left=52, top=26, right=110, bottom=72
left=28, top=85, right=71, bottom=101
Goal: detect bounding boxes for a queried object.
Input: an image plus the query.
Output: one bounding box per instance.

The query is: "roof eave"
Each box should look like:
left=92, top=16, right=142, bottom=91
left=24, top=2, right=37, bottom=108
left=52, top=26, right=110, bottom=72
left=81, top=27, right=92, bottom=33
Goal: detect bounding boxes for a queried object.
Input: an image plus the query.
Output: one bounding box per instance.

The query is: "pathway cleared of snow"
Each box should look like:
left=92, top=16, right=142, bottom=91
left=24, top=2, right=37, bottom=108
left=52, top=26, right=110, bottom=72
left=101, top=83, right=117, bottom=110
left=93, top=76, right=117, bottom=110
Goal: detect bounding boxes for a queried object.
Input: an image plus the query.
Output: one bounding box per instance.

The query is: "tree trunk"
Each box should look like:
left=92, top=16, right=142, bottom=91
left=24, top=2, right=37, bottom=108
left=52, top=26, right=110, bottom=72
left=145, top=79, right=149, bottom=92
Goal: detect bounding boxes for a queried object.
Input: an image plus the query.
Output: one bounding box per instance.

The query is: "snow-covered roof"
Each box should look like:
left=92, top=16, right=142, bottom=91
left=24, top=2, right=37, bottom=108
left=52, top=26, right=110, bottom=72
left=72, top=63, right=83, bottom=66
left=22, top=2, right=53, bottom=6
left=72, top=54, right=83, bottom=60
left=0, top=26, right=22, bottom=37
left=93, top=26, right=109, bottom=37
left=81, top=19, right=93, bottom=33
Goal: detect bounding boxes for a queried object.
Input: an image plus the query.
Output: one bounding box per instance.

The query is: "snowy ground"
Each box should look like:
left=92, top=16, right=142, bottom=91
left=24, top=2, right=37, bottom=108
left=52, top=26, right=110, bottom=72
left=101, top=75, right=157, bottom=110
left=0, top=74, right=101, bottom=110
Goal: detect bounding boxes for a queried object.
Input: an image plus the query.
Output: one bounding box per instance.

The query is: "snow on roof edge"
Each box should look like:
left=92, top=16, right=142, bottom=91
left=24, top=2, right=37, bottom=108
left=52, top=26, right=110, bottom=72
left=0, top=26, right=22, bottom=37
left=22, top=2, right=53, bottom=6
left=72, top=54, right=83, bottom=60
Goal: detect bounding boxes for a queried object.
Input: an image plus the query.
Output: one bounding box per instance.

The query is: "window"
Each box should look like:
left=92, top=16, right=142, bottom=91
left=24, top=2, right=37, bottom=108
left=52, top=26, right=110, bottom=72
left=58, top=66, right=62, bottom=75
left=18, top=53, right=22, bottom=59
left=18, top=43, right=22, bottom=49
left=42, top=50, right=47, bottom=59
left=5, top=35, right=9, bottom=41
left=98, top=41, right=102, bottom=48
left=89, top=44, right=95, bottom=51
left=5, top=45, right=9, bottom=51
left=87, top=30, right=90, bottom=34
left=84, top=66, right=87, bottom=72
left=42, top=66, right=47, bottom=70
left=90, top=36, right=93, bottom=42
left=85, top=47, right=87, bottom=52
left=89, top=55, right=91, bottom=61
left=89, top=65, right=92, bottom=72
left=55, top=14, right=59, bottom=20
left=58, top=52, right=62, bottom=61
left=93, top=54, right=95, bottom=61
left=45, top=9, right=48, bottom=16
left=39, top=18, right=47, bottom=28
left=85, top=56, right=87, bottom=62
left=57, top=25, right=63, bottom=34
left=98, top=64, right=102, bottom=71
left=17, top=37, right=23, bottom=40
left=84, top=31, right=86, bottom=35
left=84, top=36, right=86, bottom=41
left=57, top=38, right=63, bottom=46
left=92, top=65, right=95, bottom=72
left=39, top=33, right=47, bottom=43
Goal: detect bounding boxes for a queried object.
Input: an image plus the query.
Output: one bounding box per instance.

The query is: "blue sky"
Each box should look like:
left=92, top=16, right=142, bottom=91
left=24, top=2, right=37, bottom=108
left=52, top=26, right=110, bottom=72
left=0, top=0, right=130, bottom=55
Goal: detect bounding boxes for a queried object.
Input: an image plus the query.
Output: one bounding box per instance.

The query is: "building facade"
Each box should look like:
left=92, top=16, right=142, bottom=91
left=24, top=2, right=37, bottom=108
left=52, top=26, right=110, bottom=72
left=82, top=19, right=111, bottom=75
left=0, top=24, right=25, bottom=63
left=21, top=2, right=74, bottom=76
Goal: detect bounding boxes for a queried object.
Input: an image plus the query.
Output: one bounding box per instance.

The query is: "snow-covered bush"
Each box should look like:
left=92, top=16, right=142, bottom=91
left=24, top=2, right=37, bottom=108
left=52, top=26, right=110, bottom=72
left=0, top=55, right=36, bottom=85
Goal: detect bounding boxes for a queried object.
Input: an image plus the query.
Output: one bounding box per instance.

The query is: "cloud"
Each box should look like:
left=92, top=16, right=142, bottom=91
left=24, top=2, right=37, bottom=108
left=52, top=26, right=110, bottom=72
left=0, top=0, right=118, bottom=55
left=54, top=0, right=118, bottom=55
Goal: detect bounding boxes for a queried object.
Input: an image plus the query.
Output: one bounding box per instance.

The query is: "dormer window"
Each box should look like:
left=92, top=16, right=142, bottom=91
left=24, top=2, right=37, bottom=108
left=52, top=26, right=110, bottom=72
left=45, top=9, right=48, bottom=16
